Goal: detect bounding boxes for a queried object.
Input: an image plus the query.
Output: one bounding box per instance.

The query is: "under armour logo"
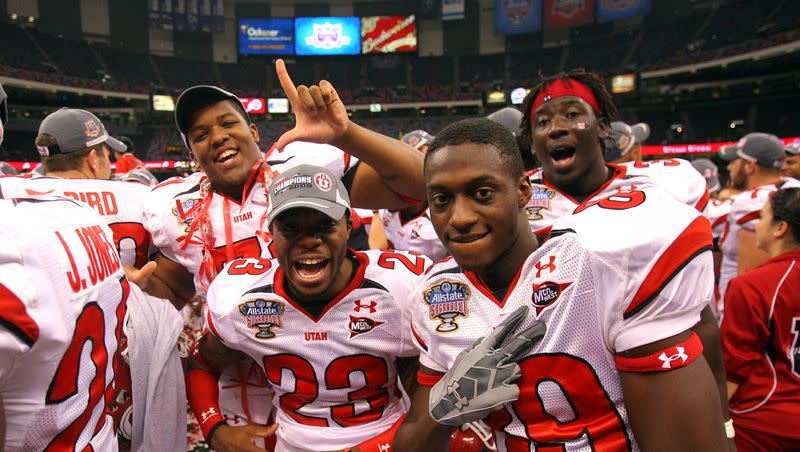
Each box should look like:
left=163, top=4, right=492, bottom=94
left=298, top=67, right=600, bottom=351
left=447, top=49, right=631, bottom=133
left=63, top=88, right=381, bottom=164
left=658, top=346, right=688, bottom=369
left=200, top=407, right=217, bottom=423
left=379, top=444, right=391, bottom=452
left=354, top=300, right=377, bottom=313
left=543, top=94, right=552, bottom=103
left=535, top=256, right=557, bottom=278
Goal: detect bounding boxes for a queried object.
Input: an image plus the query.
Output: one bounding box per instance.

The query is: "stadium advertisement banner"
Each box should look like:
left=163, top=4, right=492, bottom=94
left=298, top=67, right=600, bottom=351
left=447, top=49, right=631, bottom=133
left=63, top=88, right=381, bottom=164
left=597, top=0, right=651, bottom=23
left=496, top=0, right=542, bottom=35
left=239, top=98, right=266, bottom=114
left=239, top=18, right=294, bottom=55
left=543, top=0, right=595, bottom=29
left=361, top=16, right=417, bottom=54
left=295, top=17, right=361, bottom=56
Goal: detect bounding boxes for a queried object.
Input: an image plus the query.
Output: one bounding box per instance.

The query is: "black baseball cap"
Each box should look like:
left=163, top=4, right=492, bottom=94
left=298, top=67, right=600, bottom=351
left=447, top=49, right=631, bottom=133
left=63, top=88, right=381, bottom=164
left=718, top=132, right=785, bottom=169
left=174, top=85, right=250, bottom=148
left=37, top=108, right=127, bottom=156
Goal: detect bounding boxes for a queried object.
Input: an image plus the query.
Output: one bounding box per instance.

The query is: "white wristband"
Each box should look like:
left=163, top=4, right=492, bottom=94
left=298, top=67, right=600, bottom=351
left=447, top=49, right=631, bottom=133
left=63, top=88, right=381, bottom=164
left=724, top=419, right=735, bottom=439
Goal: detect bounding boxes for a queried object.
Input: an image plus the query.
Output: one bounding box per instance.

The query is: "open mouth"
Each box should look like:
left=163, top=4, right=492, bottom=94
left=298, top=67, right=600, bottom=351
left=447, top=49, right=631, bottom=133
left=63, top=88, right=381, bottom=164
left=214, top=148, right=239, bottom=165
left=293, top=257, right=329, bottom=280
left=549, top=145, right=576, bottom=170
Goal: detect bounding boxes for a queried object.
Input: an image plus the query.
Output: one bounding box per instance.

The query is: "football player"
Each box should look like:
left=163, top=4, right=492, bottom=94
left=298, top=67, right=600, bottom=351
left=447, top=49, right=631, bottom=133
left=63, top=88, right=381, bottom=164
left=512, top=70, right=732, bottom=441
left=395, top=118, right=727, bottom=450
left=186, top=165, right=429, bottom=451
left=0, top=196, right=131, bottom=450
left=136, top=59, right=425, bottom=307
left=0, top=108, right=151, bottom=269
left=783, top=140, right=800, bottom=179
left=716, top=133, right=800, bottom=310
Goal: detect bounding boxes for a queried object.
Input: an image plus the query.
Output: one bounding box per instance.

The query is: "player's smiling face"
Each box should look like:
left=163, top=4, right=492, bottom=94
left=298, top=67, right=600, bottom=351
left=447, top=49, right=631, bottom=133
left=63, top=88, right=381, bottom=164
left=426, top=143, right=531, bottom=271
left=270, top=208, right=352, bottom=302
left=531, top=96, right=608, bottom=189
left=186, top=100, right=262, bottom=197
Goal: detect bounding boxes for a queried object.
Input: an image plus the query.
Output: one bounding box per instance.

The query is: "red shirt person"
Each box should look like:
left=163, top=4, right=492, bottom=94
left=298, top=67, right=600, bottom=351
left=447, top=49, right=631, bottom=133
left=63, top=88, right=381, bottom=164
left=721, top=187, right=800, bottom=451
left=113, top=136, right=144, bottom=174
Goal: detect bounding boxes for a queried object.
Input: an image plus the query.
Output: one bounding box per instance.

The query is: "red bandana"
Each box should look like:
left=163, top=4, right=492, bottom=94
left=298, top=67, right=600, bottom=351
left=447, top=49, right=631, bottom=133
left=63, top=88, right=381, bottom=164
left=531, top=78, right=601, bottom=122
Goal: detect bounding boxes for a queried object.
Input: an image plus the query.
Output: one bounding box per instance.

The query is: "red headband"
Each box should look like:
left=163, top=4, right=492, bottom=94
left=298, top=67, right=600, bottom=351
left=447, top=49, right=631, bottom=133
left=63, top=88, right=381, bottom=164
left=531, top=78, right=601, bottom=122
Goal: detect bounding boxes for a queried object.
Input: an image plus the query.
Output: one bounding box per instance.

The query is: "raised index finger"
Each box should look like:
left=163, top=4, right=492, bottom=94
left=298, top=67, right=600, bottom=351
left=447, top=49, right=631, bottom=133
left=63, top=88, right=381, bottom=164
left=275, top=59, right=300, bottom=106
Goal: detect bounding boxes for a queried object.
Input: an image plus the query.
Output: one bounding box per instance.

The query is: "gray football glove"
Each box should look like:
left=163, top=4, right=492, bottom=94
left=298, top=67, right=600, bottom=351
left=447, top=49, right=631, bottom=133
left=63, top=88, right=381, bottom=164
left=429, top=305, right=546, bottom=426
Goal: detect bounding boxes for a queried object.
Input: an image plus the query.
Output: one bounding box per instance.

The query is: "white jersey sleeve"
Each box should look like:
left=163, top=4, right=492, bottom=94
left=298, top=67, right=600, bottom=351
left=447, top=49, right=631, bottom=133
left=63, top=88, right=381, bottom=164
left=409, top=257, right=459, bottom=374
left=620, top=158, right=710, bottom=213
left=143, top=172, right=205, bottom=275
left=554, top=185, right=715, bottom=352
left=0, top=228, right=38, bottom=381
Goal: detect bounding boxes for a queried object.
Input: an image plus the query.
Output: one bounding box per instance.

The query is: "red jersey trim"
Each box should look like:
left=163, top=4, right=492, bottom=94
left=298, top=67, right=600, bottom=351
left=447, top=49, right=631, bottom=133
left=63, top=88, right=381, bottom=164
left=695, top=186, right=710, bottom=212
left=543, top=164, right=626, bottom=206
left=615, top=332, right=703, bottom=372
left=275, top=249, right=368, bottom=323
left=410, top=322, right=428, bottom=353
left=624, top=216, right=713, bottom=319
left=417, top=371, right=443, bottom=387
left=464, top=264, right=525, bottom=309
left=736, top=210, right=761, bottom=226
left=0, top=282, right=39, bottom=347
left=711, top=213, right=729, bottom=230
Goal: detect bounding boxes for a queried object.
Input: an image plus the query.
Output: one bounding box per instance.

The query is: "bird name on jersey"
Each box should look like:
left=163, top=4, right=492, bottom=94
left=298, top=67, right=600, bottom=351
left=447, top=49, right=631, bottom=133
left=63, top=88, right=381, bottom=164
left=54, top=224, right=121, bottom=294
left=239, top=298, right=284, bottom=339
left=61, top=190, right=119, bottom=216
left=424, top=280, right=470, bottom=333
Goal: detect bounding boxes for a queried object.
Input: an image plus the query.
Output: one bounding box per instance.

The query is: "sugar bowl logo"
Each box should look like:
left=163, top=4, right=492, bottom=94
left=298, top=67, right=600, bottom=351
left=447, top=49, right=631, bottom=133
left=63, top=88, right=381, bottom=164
left=239, top=299, right=284, bottom=339
left=424, top=281, right=470, bottom=332
left=526, top=186, right=555, bottom=220
left=172, top=197, right=201, bottom=231
left=502, top=0, right=534, bottom=26
left=306, top=22, right=351, bottom=50
left=553, top=0, right=585, bottom=17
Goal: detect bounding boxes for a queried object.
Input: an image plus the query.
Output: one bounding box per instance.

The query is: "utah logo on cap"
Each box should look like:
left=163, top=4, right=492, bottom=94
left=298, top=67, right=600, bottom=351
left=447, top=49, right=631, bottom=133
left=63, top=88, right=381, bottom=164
left=314, top=172, right=332, bottom=192
left=84, top=120, right=101, bottom=138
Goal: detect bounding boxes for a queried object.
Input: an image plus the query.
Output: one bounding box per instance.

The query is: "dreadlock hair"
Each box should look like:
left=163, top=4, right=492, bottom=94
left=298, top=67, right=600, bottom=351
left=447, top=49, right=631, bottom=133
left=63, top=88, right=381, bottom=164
left=770, top=187, right=800, bottom=244
left=519, top=69, right=619, bottom=158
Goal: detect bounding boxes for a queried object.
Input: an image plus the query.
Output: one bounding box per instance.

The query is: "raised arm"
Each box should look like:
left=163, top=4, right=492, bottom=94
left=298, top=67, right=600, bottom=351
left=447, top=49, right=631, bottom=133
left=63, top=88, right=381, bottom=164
left=274, top=59, right=425, bottom=208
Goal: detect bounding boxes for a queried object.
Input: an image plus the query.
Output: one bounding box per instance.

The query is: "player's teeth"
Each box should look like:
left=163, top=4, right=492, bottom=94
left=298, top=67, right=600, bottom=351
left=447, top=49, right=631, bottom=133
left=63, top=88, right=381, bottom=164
left=219, top=150, right=236, bottom=159
left=299, top=258, right=324, bottom=265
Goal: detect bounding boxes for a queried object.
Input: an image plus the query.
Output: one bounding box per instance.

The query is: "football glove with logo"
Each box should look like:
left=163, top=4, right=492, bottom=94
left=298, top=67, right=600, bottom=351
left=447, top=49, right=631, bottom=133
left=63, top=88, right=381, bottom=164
left=429, top=305, right=546, bottom=426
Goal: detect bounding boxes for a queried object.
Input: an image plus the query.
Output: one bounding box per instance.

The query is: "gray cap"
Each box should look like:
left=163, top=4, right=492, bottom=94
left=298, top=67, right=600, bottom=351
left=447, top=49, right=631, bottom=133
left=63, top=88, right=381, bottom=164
left=785, top=139, right=800, bottom=156
left=267, top=164, right=351, bottom=226
left=402, top=130, right=434, bottom=151
left=486, top=107, right=523, bottom=137
left=690, top=158, right=721, bottom=194
left=718, top=132, right=785, bottom=169
left=37, top=108, right=126, bottom=156
left=175, top=85, right=250, bottom=148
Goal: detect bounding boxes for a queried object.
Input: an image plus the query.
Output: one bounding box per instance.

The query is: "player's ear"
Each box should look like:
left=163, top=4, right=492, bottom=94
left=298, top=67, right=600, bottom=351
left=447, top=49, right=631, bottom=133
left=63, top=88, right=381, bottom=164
left=517, top=174, right=532, bottom=208
left=249, top=123, right=260, bottom=143
left=597, top=117, right=610, bottom=139
left=86, top=147, right=100, bottom=172
left=188, top=150, right=198, bottom=165
left=774, top=219, right=789, bottom=239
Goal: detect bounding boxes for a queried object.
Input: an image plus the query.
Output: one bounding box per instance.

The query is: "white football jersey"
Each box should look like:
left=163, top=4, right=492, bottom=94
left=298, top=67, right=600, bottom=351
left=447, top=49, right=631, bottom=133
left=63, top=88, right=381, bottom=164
left=143, top=142, right=359, bottom=295
left=411, top=185, right=714, bottom=451
left=717, top=178, right=800, bottom=307
left=706, top=198, right=733, bottom=241
left=526, top=160, right=709, bottom=235
left=0, top=197, right=134, bottom=451
left=206, top=250, right=430, bottom=451
left=0, top=175, right=152, bottom=268
left=378, top=209, right=449, bottom=262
